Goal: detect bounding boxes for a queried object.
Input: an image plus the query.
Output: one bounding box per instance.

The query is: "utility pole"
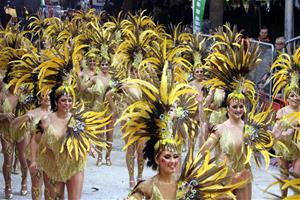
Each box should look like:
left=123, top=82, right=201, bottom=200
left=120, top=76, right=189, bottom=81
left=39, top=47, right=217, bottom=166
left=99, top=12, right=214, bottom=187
left=285, top=0, right=294, bottom=40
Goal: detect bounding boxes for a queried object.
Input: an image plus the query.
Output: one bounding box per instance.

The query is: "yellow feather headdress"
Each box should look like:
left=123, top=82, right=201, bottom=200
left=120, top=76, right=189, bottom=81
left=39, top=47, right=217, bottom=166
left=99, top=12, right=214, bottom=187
left=271, top=47, right=300, bottom=100
left=117, top=61, right=198, bottom=169
left=86, top=20, right=113, bottom=63
left=203, top=25, right=261, bottom=104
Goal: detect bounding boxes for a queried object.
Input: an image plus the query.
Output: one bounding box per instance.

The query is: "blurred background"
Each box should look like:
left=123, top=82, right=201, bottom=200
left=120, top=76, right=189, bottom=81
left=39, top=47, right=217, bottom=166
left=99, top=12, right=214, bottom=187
left=1, top=0, right=300, bottom=41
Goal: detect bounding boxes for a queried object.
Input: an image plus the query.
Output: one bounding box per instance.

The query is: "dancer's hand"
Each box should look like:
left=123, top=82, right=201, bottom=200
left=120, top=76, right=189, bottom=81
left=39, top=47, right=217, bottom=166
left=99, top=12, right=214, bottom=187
left=30, top=161, right=38, bottom=170
left=283, top=128, right=294, bottom=136
left=26, top=113, right=34, bottom=122
left=232, top=169, right=251, bottom=184
left=5, top=112, right=15, bottom=122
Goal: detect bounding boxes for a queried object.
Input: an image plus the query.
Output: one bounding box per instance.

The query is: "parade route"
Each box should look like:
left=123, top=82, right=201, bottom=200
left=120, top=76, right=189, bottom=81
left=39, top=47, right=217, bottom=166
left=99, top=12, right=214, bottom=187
left=0, top=148, right=281, bottom=200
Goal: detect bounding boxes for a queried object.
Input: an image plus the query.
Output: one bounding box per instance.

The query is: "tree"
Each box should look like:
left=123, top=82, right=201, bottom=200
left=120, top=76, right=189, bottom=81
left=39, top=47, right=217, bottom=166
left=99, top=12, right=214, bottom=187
left=122, top=0, right=137, bottom=13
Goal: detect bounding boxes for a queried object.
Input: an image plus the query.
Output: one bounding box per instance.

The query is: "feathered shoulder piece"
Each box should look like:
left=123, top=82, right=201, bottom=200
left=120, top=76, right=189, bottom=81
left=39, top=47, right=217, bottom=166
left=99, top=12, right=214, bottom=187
left=271, top=47, right=300, bottom=99
left=177, top=147, right=248, bottom=200
left=61, top=104, right=111, bottom=160
left=243, top=100, right=275, bottom=169
left=203, top=25, right=261, bottom=104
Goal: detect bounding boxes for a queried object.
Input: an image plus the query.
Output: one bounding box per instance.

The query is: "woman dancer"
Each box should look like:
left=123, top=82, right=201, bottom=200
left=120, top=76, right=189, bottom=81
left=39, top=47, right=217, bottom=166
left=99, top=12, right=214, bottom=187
left=271, top=49, right=300, bottom=198
left=92, top=58, right=114, bottom=166
left=123, top=73, right=247, bottom=199
left=31, top=83, right=110, bottom=199
left=199, top=25, right=275, bottom=200
left=13, top=93, right=51, bottom=200
left=30, top=37, right=111, bottom=199
left=203, top=93, right=252, bottom=199
left=0, top=82, right=22, bottom=199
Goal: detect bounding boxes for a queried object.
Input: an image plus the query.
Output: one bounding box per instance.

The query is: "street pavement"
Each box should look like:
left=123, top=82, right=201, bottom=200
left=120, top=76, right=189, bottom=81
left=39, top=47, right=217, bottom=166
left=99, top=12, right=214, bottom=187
left=0, top=128, right=281, bottom=199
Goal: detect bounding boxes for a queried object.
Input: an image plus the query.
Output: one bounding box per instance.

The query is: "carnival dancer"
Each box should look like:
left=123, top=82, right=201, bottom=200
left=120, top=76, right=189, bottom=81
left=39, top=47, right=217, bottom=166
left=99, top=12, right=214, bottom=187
left=16, top=93, right=51, bottom=200
left=76, top=18, right=121, bottom=166
left=186, top=34, right=214, bottom=147
left=200, top=25, right=274, bottom=200
left=111, top=11, right=160, bottom=189
left=0, top=22, right=35, bottom=199
left=121, top=62, right=247, bottom=200
left=0, top=82, right=20, bottom=199
left=271, top=47, right=300, bottom=198
left=29, top=37, right=111, bottom=199
left=5, top=49, right=51, bottom=199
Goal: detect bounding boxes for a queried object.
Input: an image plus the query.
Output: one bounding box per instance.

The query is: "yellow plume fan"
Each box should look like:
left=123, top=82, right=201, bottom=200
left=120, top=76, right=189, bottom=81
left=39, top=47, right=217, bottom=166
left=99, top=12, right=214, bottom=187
left=243, top=100, right=275, bottom=169
left=177, top=148, right=248, bottom=199
left=61, top=108, right=111, bottom=160
left=265, top=172, right=300, bottom=199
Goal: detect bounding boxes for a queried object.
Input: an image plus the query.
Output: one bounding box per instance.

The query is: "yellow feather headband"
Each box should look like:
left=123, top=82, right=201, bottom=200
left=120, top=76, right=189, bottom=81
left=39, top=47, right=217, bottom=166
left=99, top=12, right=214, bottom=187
left=54, top=75, right=76, bottom=106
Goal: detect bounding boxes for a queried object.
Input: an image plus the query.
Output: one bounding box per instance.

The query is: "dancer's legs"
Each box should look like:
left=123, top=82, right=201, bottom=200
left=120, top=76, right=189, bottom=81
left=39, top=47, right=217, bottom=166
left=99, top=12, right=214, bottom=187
left=105, top=119, right=114, bottom=166
left=136, top=139, right=145, bottom=182
left=1, top=137, right=14, bottom=199
left=44, top=172, right=62, bottom=200
left=66, top=171, right=84, bottom=200
left=27, top=159, right=43, bottom=200
left=17, top=138, right=29, bottom=195
left=235, top=182, right=252, bottom=200
left=279, top=158, right=289, bottom=198
left=126, top=143, right=136, bottom=189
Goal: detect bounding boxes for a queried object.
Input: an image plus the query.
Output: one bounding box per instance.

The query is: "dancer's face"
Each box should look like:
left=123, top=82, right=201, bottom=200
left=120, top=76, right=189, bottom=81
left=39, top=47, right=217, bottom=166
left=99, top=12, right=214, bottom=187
left=194, top=68, right=204, bottom=81
left=57, top=95, right=73, bottom=113
left=287, top=91, right=300, bottom=108
left=100, top=60, right=110, bottom=74
left=88, top=58, right=97, bottom=71
left=227, top=99, right=245, bottom=120
left=39, top=94, right=50, bottom=107
left=157, top=150, right=179, bottom=174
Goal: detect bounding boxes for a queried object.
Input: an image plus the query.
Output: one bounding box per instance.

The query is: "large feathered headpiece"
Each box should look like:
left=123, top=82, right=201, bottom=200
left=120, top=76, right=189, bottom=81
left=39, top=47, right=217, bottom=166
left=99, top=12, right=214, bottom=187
left=271, top=47, right=300, bottom=100
left=117, top=61, right=198, bottom=169
left=86, top=20, right=113, bottom=63
left=203, top=25, right=261, bottom=104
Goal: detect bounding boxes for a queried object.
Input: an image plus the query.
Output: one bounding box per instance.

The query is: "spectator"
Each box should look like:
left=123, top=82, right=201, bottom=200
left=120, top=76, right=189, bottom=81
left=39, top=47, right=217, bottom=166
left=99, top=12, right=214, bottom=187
left=257, top=26, right=271, bottom=43
left=274, top=36, right=286, bottom=55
